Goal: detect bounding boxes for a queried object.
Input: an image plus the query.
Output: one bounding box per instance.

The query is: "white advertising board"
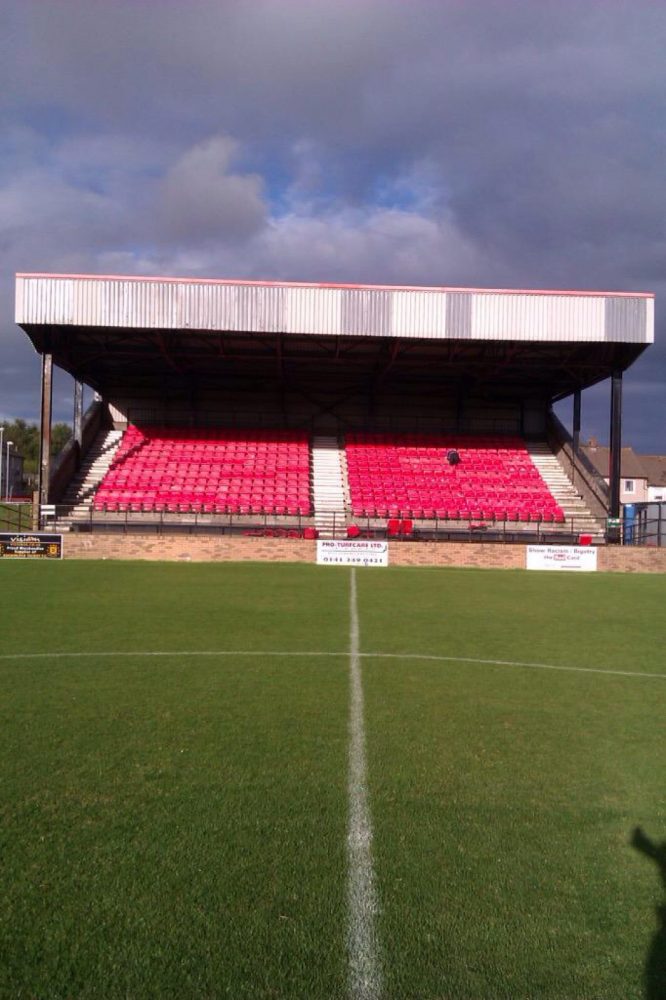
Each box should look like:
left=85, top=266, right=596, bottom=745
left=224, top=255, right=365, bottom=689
left=316, top=539, right=389, bottom=567
left=526, top=545, right=597, bottom=572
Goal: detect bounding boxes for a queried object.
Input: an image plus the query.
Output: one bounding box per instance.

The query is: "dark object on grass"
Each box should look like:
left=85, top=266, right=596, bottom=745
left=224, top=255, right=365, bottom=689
left=631, top=826, right=666, bottom=1000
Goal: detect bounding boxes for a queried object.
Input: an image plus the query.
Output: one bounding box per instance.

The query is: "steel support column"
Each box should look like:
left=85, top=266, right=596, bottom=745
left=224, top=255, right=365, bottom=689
left=608, top=370, right=623, bottom=541
left=73, top=380, right=83, bottom=449
left=572, top=389, right=581, bottom=458
left=571, top=388, right=581, bottom=483
left=38, top=353, right=53, bottom=509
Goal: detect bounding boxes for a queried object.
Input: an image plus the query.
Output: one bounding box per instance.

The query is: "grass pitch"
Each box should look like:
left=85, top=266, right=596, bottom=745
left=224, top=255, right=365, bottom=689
left=0, top=561, right=664, bottom=999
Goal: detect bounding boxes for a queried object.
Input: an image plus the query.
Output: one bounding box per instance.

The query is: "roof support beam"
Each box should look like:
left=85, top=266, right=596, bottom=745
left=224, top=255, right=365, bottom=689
left=572, top=387, right=581, bottom=480
left=276, top=333, right=283, bottom=378
left=73, top=378, right=84, bottom=472
left=608, top=370, right=623, bottom=540
left=157, top=332, right=184, bottom=374
left=38, top=350, right=53, bottom=510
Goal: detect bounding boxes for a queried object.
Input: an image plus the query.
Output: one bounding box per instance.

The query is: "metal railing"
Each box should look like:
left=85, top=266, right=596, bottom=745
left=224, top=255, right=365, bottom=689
left=44, top=504, right=314, bottom=538
left=546, top=412, right=609, bottom=517
left=49, top=399, right=106, bottom=502
left=0, top=502, right=33, bottom=533
left=623, top=504, right=666, bottom=547
left=43, top=502, right=604, bottom=545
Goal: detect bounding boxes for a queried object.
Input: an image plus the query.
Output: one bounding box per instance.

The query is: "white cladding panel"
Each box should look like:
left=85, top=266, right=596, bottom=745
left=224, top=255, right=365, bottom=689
left=98, top=278, right=178, bottom=328
left=646, top=296, right=655, bottom=343
left=471, top=294, right=605, bottom=342
left=390, top=290, right=447, bottom=338
left=176, top=281, right=241, bottom=331
left=15, top=275, right=653, bottom=345
left=16, top=276, right=74, bottom=325
left=286, top=287, right=341, bottom=335
left=74, top=279, right=103, bottom=325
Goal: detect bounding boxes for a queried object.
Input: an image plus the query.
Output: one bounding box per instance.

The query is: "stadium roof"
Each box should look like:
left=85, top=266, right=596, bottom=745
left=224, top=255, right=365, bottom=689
left=15, top=273, right=654, bottom=402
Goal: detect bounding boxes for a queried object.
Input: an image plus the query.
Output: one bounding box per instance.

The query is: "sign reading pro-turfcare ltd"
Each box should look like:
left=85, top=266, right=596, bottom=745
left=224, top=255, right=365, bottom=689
left=526, top=545, right=597, bottom=572
left=0, top=533, right=63, bottom=559
left=317, top=539, right=389, bottom=567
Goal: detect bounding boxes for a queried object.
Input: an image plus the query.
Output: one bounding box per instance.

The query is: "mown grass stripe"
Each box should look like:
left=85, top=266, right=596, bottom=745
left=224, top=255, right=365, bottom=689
left=347, top=569, right=383, bottom=1000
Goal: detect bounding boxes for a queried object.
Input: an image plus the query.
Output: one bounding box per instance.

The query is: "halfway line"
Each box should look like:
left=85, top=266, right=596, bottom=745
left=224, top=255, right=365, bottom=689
left=347, top=569, right=383, bottom=1000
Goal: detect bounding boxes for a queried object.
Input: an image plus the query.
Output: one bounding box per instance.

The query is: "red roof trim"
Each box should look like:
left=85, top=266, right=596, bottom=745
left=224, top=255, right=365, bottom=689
left=14, top=272, right=655, bottom=298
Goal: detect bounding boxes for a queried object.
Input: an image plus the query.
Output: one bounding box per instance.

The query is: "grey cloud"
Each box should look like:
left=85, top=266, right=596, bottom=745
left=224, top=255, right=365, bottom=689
left=157, top=136, right=266, bottom=243
left=0, top=171, right=137, bottom=274
left=247, top=207, right=488, bottom=286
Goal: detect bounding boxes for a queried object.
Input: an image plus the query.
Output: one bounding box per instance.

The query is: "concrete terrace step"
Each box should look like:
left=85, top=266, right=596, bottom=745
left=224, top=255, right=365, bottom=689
left=527, top=441, right=606, bottom=539
left=59, top=429, right=124, bottom=517
left=312, top=435, right=347, bottom=538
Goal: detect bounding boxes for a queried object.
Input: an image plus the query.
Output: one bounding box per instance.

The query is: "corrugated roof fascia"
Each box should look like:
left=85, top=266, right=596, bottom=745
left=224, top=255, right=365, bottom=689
left=15, top=272, right=655, bottom=299
left=15, top=274, right=655, bottom=345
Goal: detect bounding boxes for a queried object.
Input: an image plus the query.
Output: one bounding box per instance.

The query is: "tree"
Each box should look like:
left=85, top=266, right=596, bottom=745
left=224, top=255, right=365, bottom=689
left=51, top=423, right=73, bottom=457
left=0, top=420, right=72, bottom=479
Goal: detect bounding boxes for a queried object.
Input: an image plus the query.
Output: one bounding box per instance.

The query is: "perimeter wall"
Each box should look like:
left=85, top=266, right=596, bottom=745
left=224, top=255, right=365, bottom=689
left=62, top=535, right=666, bottom=573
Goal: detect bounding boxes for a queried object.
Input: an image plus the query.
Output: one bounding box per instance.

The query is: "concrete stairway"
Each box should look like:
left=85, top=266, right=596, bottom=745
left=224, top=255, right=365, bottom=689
left=527, top=442, right=605, bottom=541
left=56, top=429, right=123, bottom=526
left=311, top=435, right=347, bottom=538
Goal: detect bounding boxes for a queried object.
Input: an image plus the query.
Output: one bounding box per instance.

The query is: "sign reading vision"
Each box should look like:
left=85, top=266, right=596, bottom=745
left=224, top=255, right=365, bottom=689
left=0, top=533, right=63, bottom=559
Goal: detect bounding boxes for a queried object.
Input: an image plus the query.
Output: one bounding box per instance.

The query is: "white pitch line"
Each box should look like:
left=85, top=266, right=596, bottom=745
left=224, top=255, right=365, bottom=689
left=346, top=569, right=383, bottom=1000
left=361, top=652, right=666, bottom=681
left=0, top=650, right=346, bottom=661
left=0, top=649, right=662, bottom=681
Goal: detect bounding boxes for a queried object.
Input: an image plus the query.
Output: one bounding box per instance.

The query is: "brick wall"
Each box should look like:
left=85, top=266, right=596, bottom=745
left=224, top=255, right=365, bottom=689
left=64, top=534, right=316, bottom=563
left=597, top=546, right=666, bottom=573
left=388, top=542, right=525, bottom=569
left=62, top=533, right=666, bottom=573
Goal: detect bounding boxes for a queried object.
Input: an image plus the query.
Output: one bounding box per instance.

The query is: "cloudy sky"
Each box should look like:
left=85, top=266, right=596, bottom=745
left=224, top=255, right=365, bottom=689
left=1, top=0, right=664, bottom=450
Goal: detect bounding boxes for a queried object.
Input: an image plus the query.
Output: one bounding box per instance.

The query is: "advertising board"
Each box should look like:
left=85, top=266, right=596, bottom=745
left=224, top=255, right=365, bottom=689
left=316, top=539, right=389, bottom=567
left=526, top=545, right=597, bottom=572
left=0, top=533, right=63, bottom=559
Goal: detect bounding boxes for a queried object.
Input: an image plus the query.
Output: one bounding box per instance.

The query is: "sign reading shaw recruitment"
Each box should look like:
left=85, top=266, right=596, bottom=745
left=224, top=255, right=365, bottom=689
left=526, top=545, right=597, bottom=572
left=317, top=539, right=389, bottom=567
left=0, top=533, right=63, bottom=559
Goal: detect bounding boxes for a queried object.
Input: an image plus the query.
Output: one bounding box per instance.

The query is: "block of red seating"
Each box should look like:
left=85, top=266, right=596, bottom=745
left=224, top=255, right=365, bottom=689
left=94, top=425, right=312, bottom=516
left=345, top=432, right=564, bottom=523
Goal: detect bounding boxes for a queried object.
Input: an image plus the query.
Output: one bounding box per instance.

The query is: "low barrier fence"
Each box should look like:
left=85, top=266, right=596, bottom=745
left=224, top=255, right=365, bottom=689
left=40, top=503, right=606, bottom=545
left=622, top=504, right=666, bottom=548
left=0, top=502, right=33, bottom=533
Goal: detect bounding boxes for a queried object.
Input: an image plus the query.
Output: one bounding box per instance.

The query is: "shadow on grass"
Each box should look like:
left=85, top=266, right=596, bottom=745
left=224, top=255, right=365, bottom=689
left=632, top=827, right=666, bottom=1000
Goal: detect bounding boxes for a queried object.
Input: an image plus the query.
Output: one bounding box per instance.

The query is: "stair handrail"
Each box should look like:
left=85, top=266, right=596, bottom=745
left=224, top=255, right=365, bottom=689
left=546, top=411, right=609, bottom=519
left=49, top=400, right=110, bottom=503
